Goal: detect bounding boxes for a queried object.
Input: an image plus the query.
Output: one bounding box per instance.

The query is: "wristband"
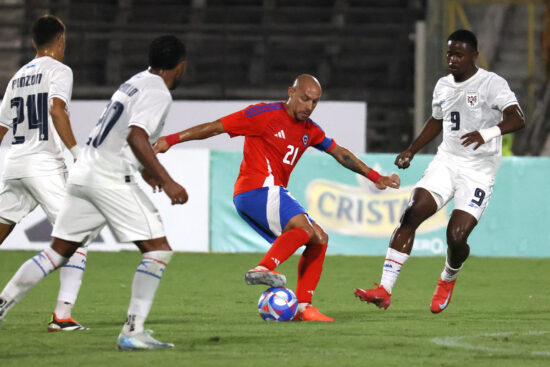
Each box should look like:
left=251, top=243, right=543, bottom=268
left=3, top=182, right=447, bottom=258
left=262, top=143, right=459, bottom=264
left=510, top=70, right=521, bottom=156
left=478, top=126, right=501, bottom=143
left=165, top=133, right=180, bottom=147
left=366, top=169, right=381, bottom=183
left=69, top=145, right=80, bottom=159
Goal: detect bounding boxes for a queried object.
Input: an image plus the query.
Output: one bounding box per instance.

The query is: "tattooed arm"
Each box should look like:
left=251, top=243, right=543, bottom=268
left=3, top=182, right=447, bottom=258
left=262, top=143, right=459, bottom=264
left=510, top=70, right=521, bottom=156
left=327, top=144, right=400, bottom=190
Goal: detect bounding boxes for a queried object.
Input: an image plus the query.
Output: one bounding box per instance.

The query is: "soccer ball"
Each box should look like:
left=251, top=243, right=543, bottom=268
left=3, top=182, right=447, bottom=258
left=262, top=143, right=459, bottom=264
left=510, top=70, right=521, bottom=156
left=258, top=287, right=298, bottom=322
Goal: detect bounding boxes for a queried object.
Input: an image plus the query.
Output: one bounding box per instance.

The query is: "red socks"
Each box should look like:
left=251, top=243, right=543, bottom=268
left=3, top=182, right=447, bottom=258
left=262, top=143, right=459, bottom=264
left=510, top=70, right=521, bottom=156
left=296, top=243, right=327, bottom=303
left=258, top=228, right=327, bottom=304
left=258, top=228, right=310, bottom=270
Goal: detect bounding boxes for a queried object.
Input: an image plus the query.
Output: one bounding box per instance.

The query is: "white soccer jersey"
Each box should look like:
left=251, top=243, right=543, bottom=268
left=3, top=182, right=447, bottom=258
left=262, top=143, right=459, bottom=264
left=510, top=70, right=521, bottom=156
left=0, top=56, right=73, bottom=179
left=432, top=68, right=519, bottom=165
left=68, top=70, right=171, bottom=187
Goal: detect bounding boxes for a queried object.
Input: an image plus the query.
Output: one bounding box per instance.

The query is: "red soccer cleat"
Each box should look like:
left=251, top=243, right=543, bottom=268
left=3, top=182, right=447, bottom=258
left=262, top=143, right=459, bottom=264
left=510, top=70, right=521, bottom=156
left=430, top=278, right=456, bottom=314
left=293, top=305, right=334, bottom=322
left=354, top=283, right=391, bottom=310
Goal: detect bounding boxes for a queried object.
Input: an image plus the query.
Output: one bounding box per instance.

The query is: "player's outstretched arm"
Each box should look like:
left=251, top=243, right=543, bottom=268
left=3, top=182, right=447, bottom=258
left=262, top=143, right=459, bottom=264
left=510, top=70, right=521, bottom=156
left=395, top=117, right=443, bottom=169
left=49, top=97, right=80, bottom=160
left=460, top=104, right=525, bottom=150
left=128, top=126, right=188, bottom=205
left=328, top=144, right=400, bottom=190
left=154, top=119, right=226, bottom=154
left=0, top=125, right=8, bottom=146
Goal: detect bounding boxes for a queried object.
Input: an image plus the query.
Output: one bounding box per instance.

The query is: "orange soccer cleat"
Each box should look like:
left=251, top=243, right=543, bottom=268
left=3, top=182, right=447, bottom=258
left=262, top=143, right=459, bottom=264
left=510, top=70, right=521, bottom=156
left=430, top=278, right=456, bottom=314
left=354, top=283, right=391, bottom=310
left=293, top=305, right=334, bottom=322
left=47, top=313, right=89, bottom=332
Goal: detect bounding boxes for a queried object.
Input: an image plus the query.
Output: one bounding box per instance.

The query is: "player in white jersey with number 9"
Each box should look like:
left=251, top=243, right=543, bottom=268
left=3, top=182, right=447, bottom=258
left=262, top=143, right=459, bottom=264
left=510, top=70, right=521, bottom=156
left=355, top=29, right=525, bottom=313
left=0, top=15, right=91, bottom=331
left=0, top=35, right=188, bottom=350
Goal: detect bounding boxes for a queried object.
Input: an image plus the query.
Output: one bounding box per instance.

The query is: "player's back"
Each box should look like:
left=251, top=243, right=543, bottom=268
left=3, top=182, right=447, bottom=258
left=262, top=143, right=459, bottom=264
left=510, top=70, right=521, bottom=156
left=69, top=70, right=172, bottom=188
left=0, top=56, right=72, bottom=179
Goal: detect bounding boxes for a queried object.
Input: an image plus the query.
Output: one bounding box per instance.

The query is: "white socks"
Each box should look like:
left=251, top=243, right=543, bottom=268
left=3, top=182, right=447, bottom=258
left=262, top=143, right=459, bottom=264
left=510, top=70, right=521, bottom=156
left=123, top=250, right=173, bottom=336
left=380, top=248, right=409, bottom=294
left=441, top=260, right=462, bottom=282
left=55, top=248, right=88, bottom=319
left=0, top=247, right=68, bottom=319
left=297, top=302, right=310, bottom=314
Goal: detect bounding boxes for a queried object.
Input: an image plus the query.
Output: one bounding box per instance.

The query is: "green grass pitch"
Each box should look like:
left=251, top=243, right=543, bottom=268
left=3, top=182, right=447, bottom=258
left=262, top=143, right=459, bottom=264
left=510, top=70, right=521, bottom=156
left=0, top=251, right=548, bottom=366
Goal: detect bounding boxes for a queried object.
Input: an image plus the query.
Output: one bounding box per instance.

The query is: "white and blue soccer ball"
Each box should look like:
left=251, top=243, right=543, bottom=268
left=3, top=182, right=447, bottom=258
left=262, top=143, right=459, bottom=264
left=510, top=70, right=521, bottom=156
left=258, top=287, right=298, bottom=322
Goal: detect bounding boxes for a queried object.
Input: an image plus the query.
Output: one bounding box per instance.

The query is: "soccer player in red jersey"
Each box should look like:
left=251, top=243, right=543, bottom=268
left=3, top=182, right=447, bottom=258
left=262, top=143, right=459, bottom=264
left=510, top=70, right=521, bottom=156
left=155, top=75, right=401, bottom=321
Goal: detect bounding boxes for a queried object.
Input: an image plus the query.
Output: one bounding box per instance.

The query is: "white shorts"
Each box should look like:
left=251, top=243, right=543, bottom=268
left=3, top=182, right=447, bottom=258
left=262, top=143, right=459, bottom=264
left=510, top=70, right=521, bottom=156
left=415, top=153, right=495, bottom=221
left=0, top=174, right=67, bottom=224
left=52, top=183, right=165, bottom=244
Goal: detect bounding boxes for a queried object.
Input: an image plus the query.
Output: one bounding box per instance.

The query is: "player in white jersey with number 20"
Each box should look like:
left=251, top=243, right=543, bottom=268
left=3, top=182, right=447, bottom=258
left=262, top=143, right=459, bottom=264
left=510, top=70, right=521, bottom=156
left=0, top=35, right=188, bottom=351
left=355, top=29, right=525, bottom=313
left=0, top=15, right=91, bottom=331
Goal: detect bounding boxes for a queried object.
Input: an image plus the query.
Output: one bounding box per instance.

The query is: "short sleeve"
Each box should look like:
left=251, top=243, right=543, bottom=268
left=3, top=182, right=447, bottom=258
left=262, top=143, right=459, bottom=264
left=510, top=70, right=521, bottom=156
left=431, top=80, right=444, bottom=120
left=486, top=75, right=518, bottom=112
left=220, top=104, right=271, bottom=138
left=128, top=89, right=171, bottom=136
left=0, top=84, right=13, bottom=128
left=309, top=120, right=336, bottom=152
left=49, top=65, right=73, bottom=106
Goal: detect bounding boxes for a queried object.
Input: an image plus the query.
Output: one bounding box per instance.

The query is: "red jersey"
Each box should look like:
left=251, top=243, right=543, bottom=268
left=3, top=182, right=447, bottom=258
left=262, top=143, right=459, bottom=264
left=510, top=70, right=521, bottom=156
left=221, top=102, right=336, bottom=196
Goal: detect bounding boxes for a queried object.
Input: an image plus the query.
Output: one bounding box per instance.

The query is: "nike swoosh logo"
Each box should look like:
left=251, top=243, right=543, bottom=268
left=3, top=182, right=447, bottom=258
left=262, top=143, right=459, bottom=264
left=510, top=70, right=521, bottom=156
left=439, top=293, right=452, bottom=309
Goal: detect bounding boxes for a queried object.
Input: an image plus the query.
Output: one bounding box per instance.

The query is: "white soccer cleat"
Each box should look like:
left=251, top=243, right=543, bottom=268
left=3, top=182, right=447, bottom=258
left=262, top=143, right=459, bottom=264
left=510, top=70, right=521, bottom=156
left=117, top=329, right=174, bottom=351
left=245, top=267, right=286, bottom=287
left=0, top=297, right=12, bottom=328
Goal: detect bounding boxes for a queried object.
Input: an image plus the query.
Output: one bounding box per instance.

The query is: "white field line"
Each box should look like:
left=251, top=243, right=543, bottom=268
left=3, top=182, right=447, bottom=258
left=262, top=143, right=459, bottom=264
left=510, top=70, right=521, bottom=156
left=431, top=331, right=550, bottom=356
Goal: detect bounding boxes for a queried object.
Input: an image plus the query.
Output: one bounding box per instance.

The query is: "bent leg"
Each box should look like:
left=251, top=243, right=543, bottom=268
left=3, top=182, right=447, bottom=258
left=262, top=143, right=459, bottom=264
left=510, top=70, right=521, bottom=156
left=356, top=188, right=440, bottom=306
left=382, top=188, right=438, bottom=291
left=256, top=213, right=312, bottom=270
left=390, top=188, right=438, bottom=254
left=0, top=238, right=78, bottom=321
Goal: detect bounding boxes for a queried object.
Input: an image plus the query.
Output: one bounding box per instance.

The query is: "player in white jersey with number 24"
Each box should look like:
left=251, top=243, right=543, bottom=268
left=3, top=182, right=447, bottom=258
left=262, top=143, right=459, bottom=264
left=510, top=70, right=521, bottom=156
left=355, top=29, right=525, bottom=313
left=0, top=35, right=188, bottom=351
left=0, top=15, right=91, bottom=332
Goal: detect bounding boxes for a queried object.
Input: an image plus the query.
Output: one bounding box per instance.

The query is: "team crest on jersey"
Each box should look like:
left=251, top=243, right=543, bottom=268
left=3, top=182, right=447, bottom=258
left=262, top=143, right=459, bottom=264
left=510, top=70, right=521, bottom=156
left=466, top=91, right=478, bottom=108
left=302, top=134, right=309, bottom=146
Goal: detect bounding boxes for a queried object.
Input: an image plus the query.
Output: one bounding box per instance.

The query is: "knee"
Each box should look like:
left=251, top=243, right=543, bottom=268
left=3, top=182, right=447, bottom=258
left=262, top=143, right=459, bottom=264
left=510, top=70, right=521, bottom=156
left=446, top=227, right=468, bottom=248
left=400, top=206, right=424, bottom=229
left=295, top=226, right=315, bottom=241
left=314, top=227, right=329, bottom=245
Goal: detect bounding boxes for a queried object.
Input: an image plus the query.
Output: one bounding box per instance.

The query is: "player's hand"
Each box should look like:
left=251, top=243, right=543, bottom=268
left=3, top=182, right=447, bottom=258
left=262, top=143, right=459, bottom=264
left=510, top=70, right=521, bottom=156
left=395, top=150, right=413, bottom=169
left=163, top=180, right=188, bottom=205
left=460, top=131, right=484, bottom=150
left=153, top=137, right=171, bottom=154
left=141, top=169, right=162, bottom=193
left=375, top=173, right=401, bottom=190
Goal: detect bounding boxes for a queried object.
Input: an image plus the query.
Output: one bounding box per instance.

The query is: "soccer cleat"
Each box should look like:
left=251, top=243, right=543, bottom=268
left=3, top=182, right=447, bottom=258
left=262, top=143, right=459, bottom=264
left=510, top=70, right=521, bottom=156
left=354, top=283, right=392, bottom=310
left=430, top=278, right=456, bottom=314
left=117, top=329, right=174, bottom=351
left=293, top=305, right=333, bottom=322
left=0, top=297, right=7, bottom=327
left=244, top=267, right=286, bottom=287
left=47, top=313, right=89, bottom=332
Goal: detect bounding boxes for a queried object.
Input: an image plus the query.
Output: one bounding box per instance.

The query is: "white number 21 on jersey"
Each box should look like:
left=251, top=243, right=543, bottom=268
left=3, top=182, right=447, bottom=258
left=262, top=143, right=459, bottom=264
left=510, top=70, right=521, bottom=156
left=283, top=145, right=299, bottom=165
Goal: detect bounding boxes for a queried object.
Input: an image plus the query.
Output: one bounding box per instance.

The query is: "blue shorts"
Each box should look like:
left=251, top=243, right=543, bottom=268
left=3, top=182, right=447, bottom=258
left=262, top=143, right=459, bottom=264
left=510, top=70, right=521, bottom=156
left=233, top=186, right=311, bottom=244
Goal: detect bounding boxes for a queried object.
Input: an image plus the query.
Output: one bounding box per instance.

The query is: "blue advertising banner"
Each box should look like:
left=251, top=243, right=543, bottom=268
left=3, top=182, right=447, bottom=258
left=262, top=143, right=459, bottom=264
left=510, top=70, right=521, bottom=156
left=210, top=151, right=550, bottom=257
